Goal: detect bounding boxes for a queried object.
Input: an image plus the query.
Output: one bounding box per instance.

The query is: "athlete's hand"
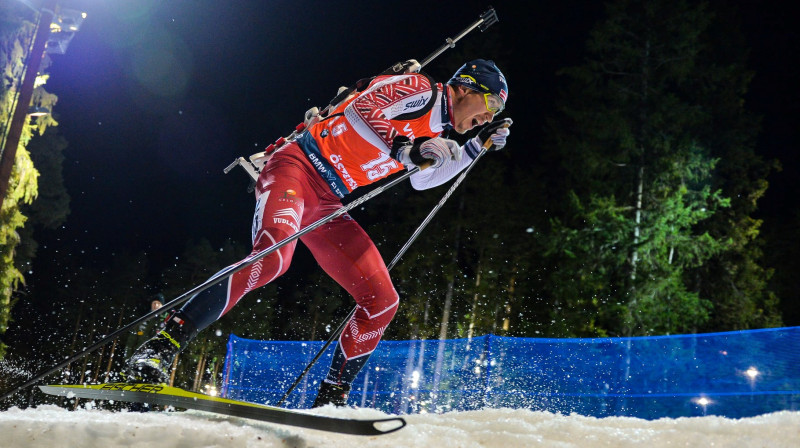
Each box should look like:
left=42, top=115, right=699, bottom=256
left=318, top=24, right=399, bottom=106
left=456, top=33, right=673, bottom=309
left=418, top=137, right=462, bottom=169
left=464, top=118, right=513, bottom=158
left=396, top=137, right=462, bottom=170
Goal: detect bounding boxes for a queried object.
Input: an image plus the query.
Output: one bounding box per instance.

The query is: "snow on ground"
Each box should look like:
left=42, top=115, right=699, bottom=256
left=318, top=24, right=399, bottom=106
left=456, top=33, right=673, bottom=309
left=1, top=405, right=799, bottom=448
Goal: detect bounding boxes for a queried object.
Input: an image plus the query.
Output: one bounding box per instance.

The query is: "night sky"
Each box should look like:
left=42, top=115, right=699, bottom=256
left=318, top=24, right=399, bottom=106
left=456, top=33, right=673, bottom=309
left=29, top=1, right=799, bottom=313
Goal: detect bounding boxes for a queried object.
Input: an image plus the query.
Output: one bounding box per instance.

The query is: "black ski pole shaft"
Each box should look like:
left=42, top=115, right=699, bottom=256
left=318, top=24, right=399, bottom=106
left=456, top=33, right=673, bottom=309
left=386, top=117, right=513, bottom=270
left=277, top=137, right=500, bottom=406
left=418, top=7, right=499, bottom=69
left=386, top=149, right=490, bottom=269
left=0, top=165, right=423, bottom=403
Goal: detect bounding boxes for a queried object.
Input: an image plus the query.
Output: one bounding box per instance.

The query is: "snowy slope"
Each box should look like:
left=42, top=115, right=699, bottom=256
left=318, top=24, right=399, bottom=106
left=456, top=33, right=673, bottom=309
left=1, top=405, right=799, bottom=448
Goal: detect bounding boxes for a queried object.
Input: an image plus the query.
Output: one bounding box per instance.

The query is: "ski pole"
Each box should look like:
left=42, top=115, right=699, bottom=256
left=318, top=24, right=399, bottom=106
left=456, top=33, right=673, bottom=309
left=418, top=7, right=498, bottom=69
left=277, top=131, right=505, bottom=406
left=0, top=164, right=425, bottom=402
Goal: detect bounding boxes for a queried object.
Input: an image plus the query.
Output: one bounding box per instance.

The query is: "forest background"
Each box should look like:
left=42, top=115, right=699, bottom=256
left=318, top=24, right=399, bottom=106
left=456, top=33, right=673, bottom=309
left=0, top=0, right=797, bottom=399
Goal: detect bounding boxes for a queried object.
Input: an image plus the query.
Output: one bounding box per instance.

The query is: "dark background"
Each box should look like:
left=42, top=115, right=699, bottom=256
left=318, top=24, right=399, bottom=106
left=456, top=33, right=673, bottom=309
left=24, top=1, right=800, bottom=320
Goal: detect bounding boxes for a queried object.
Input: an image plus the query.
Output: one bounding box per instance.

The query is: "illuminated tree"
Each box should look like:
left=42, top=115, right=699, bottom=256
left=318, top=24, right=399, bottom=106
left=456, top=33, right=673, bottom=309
left=541, top=0, right=775, bottom=335
left=0, top=6, right=59, bottom=357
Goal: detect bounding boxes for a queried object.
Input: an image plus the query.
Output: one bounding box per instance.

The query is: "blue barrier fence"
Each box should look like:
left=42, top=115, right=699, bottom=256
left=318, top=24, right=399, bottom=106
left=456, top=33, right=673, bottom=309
left=221, top=327, right=800, bottom=418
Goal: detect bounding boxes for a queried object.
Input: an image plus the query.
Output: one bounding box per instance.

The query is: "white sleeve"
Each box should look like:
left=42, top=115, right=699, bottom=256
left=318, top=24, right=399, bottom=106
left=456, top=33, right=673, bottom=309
left=408, top=150, right=474, bottom=190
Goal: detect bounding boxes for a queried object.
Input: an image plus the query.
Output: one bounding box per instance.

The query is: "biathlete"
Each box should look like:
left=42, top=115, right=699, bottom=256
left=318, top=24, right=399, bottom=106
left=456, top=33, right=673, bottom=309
left=124, top=59, right=512, bottom=407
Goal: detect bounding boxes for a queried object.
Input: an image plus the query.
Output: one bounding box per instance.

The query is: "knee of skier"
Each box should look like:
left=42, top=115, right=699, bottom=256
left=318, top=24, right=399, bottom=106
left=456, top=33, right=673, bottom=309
left=358, top=287, right=400, bottom=323
left=249, top=230, right=297, bottom=278
left=252, top=225, right=296, bottom=252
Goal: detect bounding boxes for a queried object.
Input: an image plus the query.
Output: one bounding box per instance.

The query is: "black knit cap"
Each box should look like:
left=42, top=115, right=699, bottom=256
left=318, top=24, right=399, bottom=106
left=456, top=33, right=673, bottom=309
left=447, top=59, right=509, bottom=106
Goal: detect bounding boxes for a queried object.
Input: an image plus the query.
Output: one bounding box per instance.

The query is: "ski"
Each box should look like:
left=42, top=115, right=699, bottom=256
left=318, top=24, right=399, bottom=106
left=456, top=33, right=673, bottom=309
left=39, top=383, right=406, bottom=436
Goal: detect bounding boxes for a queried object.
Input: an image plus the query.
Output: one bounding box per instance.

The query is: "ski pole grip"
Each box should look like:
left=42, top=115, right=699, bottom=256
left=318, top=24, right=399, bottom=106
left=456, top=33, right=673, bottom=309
left=482, top=119, right=513, bottom=150
left=419, top=7, right=501, bottom=69
left=479, top=7, right=499, bottom=31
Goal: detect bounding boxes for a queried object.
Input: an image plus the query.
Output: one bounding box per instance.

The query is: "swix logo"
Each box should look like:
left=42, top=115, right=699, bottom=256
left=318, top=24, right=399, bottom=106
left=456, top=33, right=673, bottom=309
left=273, top=208, right=300, bottom=232
left=402, top=123, right=415, bottom=139
left=403, top=96, right=428, bottom=110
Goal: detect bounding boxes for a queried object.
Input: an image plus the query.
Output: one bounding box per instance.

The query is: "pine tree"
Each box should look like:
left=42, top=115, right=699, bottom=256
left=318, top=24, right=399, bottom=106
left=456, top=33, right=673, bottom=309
left=681, top=4, right=781, bottom=330
left=15, top=129, right=70, bottom=279
left=0, top=6, right=60, bottom=357
left=541, top=0, right=771, bottom=336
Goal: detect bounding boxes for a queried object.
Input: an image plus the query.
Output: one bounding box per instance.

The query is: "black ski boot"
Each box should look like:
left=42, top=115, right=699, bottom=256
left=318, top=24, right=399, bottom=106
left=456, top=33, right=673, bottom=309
left=122, top=311, right=198, bottom=384
left=312, top=381, right=351, bottom=408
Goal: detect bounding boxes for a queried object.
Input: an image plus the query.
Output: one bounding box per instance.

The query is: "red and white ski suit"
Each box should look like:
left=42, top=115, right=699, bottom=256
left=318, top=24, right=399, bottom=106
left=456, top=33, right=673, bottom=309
left=181, top=72, right=472, bottom=385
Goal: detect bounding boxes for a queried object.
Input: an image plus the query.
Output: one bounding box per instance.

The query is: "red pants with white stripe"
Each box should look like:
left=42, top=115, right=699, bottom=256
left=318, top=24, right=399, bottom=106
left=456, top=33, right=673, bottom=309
left=179, top=143, right=399, bottom=385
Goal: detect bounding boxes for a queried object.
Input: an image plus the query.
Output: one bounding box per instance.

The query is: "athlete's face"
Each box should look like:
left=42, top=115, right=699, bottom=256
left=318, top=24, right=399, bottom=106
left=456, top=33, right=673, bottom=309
left=452, top=88, right=497, bottom=134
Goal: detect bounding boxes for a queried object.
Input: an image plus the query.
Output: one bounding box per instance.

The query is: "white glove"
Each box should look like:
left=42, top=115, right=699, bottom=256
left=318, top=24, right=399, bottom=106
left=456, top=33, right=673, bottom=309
left=486, top=126, right=510, bottom=149
left=464, top=118, right=513, bottom=158
left=397, top=137, right=462, bottom=170
left=418, top=137, right=462, bottom=169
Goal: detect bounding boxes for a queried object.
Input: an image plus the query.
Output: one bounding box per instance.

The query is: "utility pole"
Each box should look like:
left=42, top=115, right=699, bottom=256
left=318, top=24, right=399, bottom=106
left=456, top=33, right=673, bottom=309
left=0, top=0, right=58, bottom=202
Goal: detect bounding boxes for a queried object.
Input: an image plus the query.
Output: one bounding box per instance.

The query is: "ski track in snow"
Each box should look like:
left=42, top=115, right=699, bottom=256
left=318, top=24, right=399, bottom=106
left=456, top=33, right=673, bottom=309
left=1, top=405, right=799, bottom=448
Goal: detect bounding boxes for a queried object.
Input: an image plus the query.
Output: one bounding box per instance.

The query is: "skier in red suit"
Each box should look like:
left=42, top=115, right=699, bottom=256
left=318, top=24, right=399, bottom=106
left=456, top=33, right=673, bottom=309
left=124, top=59, right=512, bottom=407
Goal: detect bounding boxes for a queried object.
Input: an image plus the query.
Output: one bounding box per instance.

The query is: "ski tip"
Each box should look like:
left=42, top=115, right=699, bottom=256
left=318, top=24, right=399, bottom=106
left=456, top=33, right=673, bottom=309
left=38, top=384, right=66, bottom=392
left=371, top=416, right=407, bottom=434
left=37, top=384, right=74, bottom=398
left=38, top=384, right=83, bottom=394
